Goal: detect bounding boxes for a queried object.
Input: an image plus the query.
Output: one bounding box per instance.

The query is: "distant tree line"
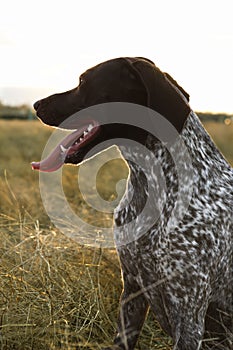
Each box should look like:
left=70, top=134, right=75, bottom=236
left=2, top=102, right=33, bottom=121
left=197, top=112, right=233, bottom=123
left=0, top=101, right=35, bottom=120
left=0, top=100, right=232, bottom=123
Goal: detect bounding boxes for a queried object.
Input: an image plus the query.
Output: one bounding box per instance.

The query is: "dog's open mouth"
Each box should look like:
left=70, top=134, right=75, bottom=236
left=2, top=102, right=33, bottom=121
left=31, top=120, right=100, bottom=172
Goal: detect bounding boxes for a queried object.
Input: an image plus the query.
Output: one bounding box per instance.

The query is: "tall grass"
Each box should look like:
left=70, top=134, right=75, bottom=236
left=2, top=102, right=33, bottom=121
left=0, top=119, right=232, bottom=349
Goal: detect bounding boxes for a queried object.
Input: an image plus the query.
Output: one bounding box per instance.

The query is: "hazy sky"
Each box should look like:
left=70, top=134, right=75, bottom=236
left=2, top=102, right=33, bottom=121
left=0, top=0, right=233, bottom=113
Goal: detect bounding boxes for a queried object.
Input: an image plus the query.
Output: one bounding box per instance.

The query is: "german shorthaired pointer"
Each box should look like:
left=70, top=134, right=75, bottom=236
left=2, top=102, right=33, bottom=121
left=32, top=57, right=232, bottom=349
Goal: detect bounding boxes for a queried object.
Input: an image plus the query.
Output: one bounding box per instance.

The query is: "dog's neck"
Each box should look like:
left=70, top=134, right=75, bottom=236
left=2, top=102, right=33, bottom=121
left=114, top=112, right=196, bottom=242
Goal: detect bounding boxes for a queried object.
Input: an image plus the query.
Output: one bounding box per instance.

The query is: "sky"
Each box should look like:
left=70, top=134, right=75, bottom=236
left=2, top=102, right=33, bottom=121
left=0, top=0, right=233, bottom=113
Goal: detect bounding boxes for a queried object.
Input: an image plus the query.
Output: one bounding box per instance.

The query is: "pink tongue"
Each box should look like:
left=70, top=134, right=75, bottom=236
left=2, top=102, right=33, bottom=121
left=31, top=127, right=86, bottom=172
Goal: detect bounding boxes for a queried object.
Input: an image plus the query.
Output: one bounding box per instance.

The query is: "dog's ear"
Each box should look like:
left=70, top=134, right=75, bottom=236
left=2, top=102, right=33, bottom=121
left=123, top=57, right=191, bottom=133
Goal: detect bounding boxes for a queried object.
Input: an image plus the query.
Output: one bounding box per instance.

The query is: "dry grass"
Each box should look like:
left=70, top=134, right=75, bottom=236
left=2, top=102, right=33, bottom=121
left=0, top=119, right=232, bottom=349
left=0, top=217, right=121, bottom=349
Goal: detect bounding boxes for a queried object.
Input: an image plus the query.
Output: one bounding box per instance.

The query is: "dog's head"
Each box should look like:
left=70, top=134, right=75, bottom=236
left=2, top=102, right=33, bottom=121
left=32, top=57, right=190, bottom=172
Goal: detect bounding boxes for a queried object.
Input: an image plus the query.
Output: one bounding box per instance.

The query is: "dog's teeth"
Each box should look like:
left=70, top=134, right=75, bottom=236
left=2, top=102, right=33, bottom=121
left=84, top=131, right=88, bottom=137
left=80, top=138, right=83, bottom=141
left=60, top=145, right=67, bottom=153
left=87, top=124, right=93, bottom=132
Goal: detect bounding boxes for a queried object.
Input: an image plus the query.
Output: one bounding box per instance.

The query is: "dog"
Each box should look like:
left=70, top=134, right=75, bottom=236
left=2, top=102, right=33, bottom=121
left=32, top=57, right=232, bottom=350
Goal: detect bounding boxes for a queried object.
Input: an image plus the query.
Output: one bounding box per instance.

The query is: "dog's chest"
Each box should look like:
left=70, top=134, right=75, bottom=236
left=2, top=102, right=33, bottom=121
left=113, top=141, right=174, bottom=247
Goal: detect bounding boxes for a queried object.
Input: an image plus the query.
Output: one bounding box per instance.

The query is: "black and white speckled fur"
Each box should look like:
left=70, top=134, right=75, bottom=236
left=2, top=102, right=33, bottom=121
left=111, top=111, right=233, bottom=350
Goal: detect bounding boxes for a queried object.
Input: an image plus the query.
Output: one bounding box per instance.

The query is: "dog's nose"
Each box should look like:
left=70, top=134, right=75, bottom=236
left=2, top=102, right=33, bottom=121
left=33, top=100, right=41, bottom=111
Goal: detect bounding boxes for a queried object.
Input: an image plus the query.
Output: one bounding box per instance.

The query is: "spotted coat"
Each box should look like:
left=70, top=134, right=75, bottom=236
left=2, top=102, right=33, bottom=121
left=112, top=111, right=232, bottom=350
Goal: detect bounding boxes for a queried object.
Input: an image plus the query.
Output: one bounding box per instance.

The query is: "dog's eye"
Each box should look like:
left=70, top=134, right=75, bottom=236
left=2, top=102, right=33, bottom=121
left=79, top=76, right=84, bottom=85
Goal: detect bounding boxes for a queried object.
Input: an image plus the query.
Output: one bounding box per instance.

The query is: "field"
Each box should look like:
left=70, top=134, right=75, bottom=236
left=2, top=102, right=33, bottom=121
left=0, top=119, right=232, bottom=350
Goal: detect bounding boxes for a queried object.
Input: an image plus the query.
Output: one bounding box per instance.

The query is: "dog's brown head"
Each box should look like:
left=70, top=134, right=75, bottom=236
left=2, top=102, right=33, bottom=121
left=32, top=57, right=190, bottom=172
